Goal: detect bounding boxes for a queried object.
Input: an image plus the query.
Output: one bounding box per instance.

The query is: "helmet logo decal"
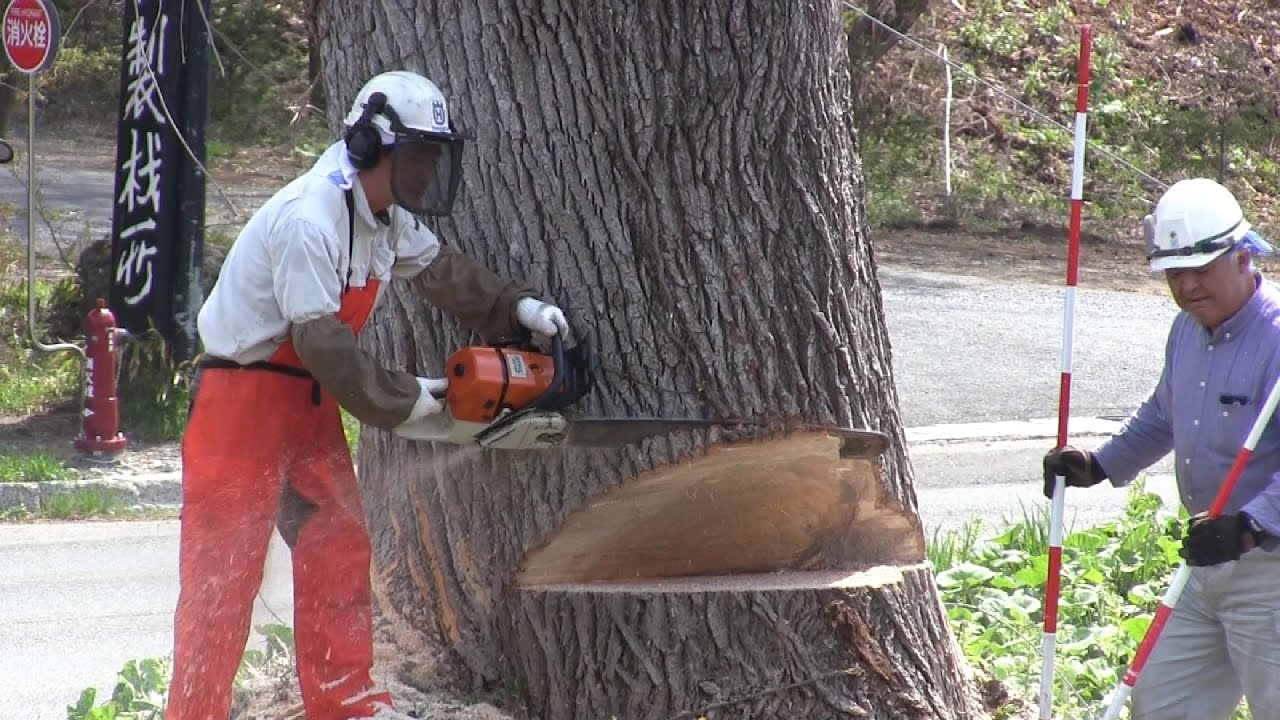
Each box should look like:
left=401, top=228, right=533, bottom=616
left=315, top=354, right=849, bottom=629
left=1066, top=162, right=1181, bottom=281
left=432, top=100, right=448, bottom=130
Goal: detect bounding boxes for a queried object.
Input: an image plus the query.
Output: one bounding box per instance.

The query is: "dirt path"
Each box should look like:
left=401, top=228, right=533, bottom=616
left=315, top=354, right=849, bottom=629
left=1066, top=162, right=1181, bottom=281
left=878, top=225, right=1164, bottom=296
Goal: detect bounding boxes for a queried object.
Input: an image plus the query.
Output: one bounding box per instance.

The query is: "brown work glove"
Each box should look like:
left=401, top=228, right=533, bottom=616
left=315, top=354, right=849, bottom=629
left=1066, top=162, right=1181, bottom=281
left=1042, top=445, right=1107, bottom=498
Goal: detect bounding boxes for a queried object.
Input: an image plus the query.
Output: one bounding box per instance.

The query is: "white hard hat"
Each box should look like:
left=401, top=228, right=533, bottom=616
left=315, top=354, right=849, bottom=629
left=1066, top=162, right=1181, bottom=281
left=343, top=70, right=453, bottom=140
left=1147, top=178, right=1251, bottom=272
left=342, top=70, right=467, bottom=216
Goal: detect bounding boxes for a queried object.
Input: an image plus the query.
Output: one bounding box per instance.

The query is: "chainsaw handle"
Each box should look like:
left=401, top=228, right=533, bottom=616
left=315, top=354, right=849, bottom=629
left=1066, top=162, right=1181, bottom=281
left=529, top=333, right=568, bottom=410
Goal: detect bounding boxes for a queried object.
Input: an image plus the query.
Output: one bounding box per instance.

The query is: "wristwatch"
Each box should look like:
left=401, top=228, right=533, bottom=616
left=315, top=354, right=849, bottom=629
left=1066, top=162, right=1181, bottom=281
left=1241, top=512, right=1268, bottom=546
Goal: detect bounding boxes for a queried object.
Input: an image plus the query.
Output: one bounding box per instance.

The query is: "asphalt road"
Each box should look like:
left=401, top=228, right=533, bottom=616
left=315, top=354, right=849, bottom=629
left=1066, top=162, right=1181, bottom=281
left=0, top=137, right=271, bottom=254
left=884, top=267, right=1182, bottom=533
left=0, top=522, right=293, bottom=720
left=883, top=268, right=1178, bottom=427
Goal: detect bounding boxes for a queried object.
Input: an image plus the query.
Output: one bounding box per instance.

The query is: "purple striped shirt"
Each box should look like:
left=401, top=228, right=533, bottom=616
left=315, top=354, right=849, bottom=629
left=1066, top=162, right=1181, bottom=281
left=1094, top=275, right=1280, bottom=535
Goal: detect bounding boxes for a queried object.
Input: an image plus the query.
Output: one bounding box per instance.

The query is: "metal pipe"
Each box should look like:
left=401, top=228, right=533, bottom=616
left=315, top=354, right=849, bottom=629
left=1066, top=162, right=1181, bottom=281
left=25, top=71, right=84, bottom=358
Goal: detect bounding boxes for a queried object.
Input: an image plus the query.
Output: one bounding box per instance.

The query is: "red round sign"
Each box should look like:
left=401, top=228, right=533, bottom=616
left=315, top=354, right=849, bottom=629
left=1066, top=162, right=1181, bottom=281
left=3, top=0, right=59, bottom=74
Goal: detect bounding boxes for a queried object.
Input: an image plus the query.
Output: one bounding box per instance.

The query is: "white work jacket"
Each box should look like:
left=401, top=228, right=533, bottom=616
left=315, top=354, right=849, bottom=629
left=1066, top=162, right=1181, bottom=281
left=198, top=142, right=440, bottom=363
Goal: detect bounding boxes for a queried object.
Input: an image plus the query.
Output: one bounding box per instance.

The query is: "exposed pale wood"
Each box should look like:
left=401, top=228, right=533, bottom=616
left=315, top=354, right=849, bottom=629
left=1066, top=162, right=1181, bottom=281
left=518, top=567, right=911, bottom=593
left=517, top=431, right=923, bottom=586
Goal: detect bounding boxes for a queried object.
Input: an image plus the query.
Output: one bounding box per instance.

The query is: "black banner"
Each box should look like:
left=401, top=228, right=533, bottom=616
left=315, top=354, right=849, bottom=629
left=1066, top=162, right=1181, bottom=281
left=108, top=0, right=208, bottom=360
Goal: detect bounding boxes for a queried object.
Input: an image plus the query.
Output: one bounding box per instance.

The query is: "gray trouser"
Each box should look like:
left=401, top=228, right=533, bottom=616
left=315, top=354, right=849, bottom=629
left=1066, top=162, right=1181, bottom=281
left=1131, top=548, right=1280, bottom=719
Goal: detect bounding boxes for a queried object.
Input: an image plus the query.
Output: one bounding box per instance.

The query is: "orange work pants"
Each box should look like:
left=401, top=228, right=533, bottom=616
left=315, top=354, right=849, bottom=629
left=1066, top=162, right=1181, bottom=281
left=165, top=365, right=391, bottom=720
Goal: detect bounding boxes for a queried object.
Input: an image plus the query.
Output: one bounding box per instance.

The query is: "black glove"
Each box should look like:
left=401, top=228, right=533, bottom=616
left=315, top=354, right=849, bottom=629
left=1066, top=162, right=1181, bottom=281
left=1181, top=512, right=1265, bottom=567
left=1042, top=445, right=1106, bottom=498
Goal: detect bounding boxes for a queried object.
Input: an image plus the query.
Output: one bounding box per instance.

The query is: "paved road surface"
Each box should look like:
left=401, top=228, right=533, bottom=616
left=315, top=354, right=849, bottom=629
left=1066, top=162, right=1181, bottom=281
left=883, top=268, right=1177, bottom=427
left=0, top=522, right=293, bottom=720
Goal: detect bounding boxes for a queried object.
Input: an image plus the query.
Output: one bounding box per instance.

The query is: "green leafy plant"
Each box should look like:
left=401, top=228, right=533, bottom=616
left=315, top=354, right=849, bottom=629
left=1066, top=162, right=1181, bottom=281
left=957, top=0, right=1031, bottom=58
left=932, top=481, right=1252, bottom=719
left=68, top=625, right=298, bottom=719
left=341, top=407, right=361, bottom=454
left=67, top=658, right=171, bottom=720
left=235, top=623, right=296, bottom=684
left=117, top=330, right=192, bottom=444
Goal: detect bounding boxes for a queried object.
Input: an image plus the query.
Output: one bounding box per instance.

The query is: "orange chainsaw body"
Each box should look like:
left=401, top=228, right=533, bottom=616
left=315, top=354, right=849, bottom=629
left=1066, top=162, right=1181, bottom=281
left=445, top=345, right=559, bottom=423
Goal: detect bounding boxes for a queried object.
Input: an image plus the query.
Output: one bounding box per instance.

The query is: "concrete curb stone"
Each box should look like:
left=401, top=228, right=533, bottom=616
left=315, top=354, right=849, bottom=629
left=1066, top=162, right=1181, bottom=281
left=0, top=471, right=182, bottom=513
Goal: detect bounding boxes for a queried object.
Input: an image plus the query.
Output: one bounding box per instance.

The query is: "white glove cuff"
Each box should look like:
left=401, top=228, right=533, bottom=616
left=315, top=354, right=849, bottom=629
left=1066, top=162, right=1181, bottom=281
left=404, top=377, right=441, bottom=422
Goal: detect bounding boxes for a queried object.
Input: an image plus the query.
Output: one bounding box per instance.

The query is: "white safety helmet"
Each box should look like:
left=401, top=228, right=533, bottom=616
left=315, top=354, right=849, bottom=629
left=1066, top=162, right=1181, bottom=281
left=1146, top=178, right=1253, bottom=272
left=343, top=70, right=466, bottom=216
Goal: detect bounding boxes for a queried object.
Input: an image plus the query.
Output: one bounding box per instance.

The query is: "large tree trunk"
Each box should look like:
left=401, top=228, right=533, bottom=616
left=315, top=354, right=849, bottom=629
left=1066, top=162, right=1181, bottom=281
left=323, top=2, right=978, bottom=718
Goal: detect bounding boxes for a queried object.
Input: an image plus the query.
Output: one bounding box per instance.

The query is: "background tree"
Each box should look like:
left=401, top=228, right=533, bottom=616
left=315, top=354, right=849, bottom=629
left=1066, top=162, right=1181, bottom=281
left=320, top=1, right=978, bottom=717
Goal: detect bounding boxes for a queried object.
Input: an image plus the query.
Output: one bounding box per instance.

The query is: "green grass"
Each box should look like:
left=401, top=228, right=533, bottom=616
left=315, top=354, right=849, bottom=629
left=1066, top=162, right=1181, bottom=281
left=341, top=408, right=361, bottom=454
left=931, top=480, right=1251, bottom=719
left=927, top=517, right=986, bottom=570
left=0, top=356, right=80, bottom=413
left=120, top=380, right=190, bottom=445
left=115, top=330, right=192, bottom=444
left=0, top=450, right=71, bottom=483
left=42, top=488, right=125, bottom=519
left=0, top=274, right=83, bottom=413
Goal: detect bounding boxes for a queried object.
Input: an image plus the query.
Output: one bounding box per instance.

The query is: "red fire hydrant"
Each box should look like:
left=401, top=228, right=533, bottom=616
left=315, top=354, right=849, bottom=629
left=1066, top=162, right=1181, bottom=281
left=75, top=298, right=128, bottom=456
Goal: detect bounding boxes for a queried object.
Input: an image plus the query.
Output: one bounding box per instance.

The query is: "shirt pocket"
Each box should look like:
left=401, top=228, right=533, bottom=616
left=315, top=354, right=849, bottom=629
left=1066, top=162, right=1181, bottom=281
left=1213, top=385, right=1257, bottom=452
left=369, top=238, right=395, bottom=283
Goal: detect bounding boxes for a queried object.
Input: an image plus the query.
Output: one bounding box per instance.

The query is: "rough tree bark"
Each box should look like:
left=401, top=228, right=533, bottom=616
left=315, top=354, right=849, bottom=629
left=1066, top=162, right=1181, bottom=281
left=322, top=2, right=978, bottom=718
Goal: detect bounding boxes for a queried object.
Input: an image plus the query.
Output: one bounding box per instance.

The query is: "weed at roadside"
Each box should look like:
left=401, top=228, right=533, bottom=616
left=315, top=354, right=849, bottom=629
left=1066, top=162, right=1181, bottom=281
left=0, top=450, right=71, bottom=482
left=342, top=408, right=360, bottom=454
left=42, top=487, right=124, bottom=519
left=930, top=480, right=1252, bottom=719
left=67, top=624, right=298, bottom=720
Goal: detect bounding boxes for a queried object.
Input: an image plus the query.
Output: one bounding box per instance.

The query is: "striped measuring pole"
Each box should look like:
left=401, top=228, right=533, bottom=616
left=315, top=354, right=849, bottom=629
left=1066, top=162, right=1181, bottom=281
left=1040, top=23, right=1091, bottom=720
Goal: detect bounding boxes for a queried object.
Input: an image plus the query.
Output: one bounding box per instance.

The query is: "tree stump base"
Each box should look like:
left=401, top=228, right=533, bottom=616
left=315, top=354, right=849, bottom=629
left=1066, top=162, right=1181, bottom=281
left=509, top=568, right=974, bottom=719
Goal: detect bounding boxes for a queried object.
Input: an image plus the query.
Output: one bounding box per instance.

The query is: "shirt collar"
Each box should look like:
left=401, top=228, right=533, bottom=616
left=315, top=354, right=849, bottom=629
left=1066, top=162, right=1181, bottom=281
left=317, top=141, right=381, bottom=228
left=1211, top=272, right=1267, bottom=341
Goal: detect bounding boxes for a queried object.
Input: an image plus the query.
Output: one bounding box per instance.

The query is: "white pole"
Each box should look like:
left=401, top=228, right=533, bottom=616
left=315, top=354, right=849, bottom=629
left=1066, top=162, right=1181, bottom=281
left=942, top=44, right=952, bottom=197
left=25, top=72, right=81, bottom=356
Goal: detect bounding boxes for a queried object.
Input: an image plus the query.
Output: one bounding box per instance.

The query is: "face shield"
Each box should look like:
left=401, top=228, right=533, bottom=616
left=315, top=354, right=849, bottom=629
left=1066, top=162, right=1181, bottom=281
left=381, top=103, right=467, bottom=216
left=389, top=134, right=464, bottom=216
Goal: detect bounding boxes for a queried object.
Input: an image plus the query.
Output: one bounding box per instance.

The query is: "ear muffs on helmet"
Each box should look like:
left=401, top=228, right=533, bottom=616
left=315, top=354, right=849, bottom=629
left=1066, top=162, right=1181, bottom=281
left=344, top=91, right=388, bottom=170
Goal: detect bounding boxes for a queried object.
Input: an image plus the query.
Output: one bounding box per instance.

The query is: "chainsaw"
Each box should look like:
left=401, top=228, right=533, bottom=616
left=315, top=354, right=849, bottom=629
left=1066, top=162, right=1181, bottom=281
left=395, top=334, right=888, bottom=452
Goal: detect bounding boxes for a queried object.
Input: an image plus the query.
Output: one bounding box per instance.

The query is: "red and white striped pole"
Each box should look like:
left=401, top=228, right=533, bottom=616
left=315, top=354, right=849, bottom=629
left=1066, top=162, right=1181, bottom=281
left=1041, top=24, right=1091, bottom=720
left=1098, top=374, right=1280, bottom=718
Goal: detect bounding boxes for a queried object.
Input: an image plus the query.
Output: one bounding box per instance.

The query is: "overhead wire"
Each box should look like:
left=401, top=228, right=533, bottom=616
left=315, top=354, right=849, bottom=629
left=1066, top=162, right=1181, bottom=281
left=841, top=0, right=1169, bottom=192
